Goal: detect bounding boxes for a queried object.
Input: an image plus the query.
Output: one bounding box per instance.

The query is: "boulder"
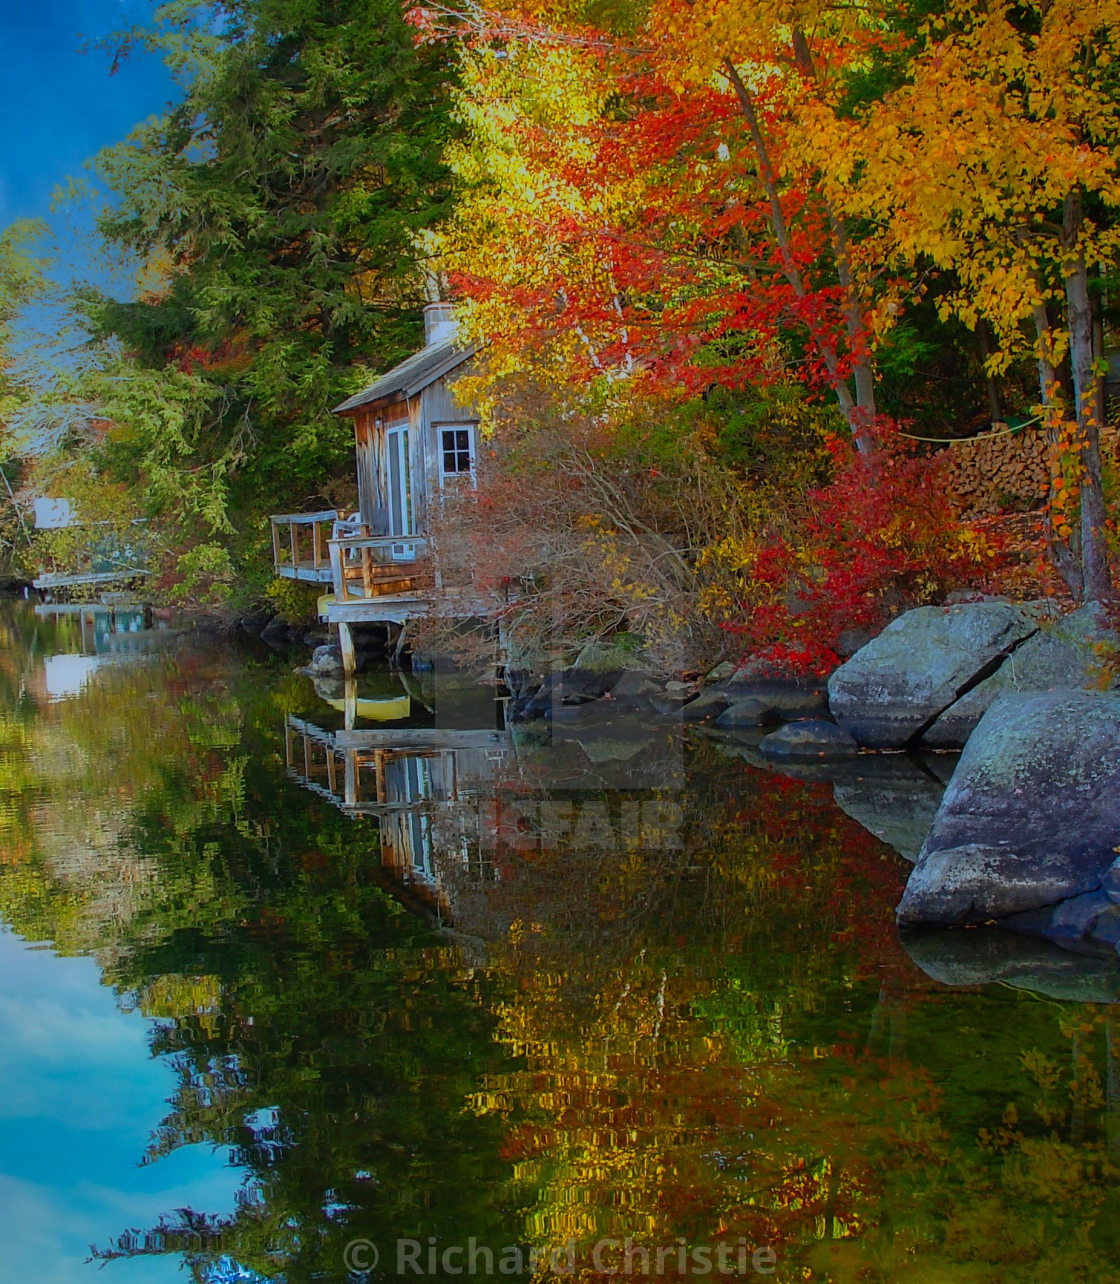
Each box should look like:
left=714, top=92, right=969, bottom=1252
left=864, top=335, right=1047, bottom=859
left=716, top=697, right=781, bottom=729
left=902, top=926, right=1120, bottom=1003
left=921, top=602, right=1118, bottom=748
left=573, top=636, right=651, bottom=673
left=1002, top=887, right=1120, bottom=953
left=897, top=689, right=1120, bottom=927
left=758, top=719, right=859, bottom=761
left=557, top=667, right=623, bottom=701
left=680, top=689, right=731, bottom=722
left=607, top=670, right=660, bottom=707
left=304, top=643, right=346, bottom=676
left=702, top=660, right=736, bottom=685
left=503, top=637, right=547, bottom=701
left=828, top=601, right=1040, bottom=748
left=721, top=671, right=830, bottom=719
left=833, top=626, right=876, bottom=659
left=649, top=692, right=690, bottom=716
left=514, top=661, right=658, bottom=717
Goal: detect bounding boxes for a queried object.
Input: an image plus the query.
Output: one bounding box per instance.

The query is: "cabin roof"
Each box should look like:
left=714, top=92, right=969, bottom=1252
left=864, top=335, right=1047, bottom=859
left=332, top=337, right=476, bottom=415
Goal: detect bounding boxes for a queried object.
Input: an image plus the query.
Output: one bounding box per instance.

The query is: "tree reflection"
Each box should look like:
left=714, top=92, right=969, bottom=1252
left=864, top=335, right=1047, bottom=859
left=0, top=606, right=1119, bottom=1280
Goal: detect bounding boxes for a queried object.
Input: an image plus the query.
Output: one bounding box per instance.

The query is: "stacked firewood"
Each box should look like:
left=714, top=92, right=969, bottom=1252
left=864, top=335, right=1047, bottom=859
left=946, top=423, right=1120, bottom=518
left=945, top=424, right=1048, bottom=517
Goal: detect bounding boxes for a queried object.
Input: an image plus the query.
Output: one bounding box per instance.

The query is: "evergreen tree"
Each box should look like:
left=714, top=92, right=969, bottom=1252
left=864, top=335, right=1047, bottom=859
left=81, top=0, right=458, bottom=596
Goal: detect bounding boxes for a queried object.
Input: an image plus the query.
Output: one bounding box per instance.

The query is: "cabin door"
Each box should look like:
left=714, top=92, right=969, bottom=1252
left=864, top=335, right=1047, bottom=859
left=385, top=423, right=413, bottom=537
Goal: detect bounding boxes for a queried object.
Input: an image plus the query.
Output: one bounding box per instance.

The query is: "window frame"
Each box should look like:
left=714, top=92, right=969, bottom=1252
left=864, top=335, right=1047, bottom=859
left=435, top=422, right=478, bottom=487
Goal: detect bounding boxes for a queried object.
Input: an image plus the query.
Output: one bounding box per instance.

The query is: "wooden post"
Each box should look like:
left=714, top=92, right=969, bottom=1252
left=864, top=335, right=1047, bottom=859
left=272, top=519, right=282, bottom=572
left=338, top=621, right=356, bottom=677
left=392, top=621, right=409, bottom=666
left=329, top=540, right=344, bottom=601
left=344, top=747, right=357, bottom=808
left=312, top=520, right=321, bottom=571
left=374, top=748, right=387, bottom=804
left=343, top=677, right=357, bottom=731
left=289, top=521, right=298, bottom=574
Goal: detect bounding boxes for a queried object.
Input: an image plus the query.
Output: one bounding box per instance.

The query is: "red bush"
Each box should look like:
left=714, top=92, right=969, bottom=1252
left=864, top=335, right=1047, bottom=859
left=710, top=428, right=999, bottom=672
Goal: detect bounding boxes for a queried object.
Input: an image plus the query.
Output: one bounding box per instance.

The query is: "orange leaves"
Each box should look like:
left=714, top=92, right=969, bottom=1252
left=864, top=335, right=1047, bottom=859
left=1047, top=415, right=1090, bottom=540
left=846, top=0, right=1120, bottom=366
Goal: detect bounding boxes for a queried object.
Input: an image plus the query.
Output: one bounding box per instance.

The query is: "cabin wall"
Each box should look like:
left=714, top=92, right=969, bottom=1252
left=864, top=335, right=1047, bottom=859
left=417, top=370, right=479, bottom=531
left=353, top=410, right=388, bottom=535
left=349, top=362, right=477, bottom=543
left=408, top=396, right=430, bottom=533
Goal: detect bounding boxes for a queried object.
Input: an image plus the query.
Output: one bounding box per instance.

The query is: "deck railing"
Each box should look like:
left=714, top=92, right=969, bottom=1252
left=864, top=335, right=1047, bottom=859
left=270, top=510, right=347, bottom=582
left=328, top=534, right=427, bottom=603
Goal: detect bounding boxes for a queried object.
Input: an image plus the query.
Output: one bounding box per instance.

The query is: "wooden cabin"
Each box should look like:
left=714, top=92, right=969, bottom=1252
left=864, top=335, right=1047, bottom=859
left=270, top=304, right=485, bottom=661
left=334, top=302, right=478, bottom=547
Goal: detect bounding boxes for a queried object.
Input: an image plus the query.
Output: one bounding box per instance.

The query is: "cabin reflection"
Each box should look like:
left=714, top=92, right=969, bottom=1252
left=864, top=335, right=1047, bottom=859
left=33, top=603, right=155, bottom=657
left=285, top=717, right=508, bottom=918
left=284, top=702, right=688, bottom=933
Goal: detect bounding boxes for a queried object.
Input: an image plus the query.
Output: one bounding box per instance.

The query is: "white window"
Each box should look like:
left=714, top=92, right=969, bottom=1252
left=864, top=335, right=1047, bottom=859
left=438, top=424, right=476, bottom=484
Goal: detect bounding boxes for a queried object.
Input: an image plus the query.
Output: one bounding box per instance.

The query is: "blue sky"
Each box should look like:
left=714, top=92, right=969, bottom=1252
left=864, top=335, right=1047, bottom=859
left=0, top=1, right=179, bottom=229
left=0, top=929, right=245, bottom=1282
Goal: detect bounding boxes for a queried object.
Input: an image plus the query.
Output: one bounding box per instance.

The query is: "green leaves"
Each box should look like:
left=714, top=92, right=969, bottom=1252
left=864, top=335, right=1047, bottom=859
left=75, top=0, right=460, bottom=601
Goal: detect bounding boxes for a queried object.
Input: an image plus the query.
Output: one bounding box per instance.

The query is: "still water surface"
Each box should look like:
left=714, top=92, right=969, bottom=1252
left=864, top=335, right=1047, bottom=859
left=1, top=603, right=1118, bottom=1283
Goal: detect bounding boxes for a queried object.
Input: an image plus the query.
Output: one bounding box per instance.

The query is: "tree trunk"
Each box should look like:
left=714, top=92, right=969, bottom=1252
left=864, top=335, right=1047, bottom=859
left=1032, top=296, right=1083, bottom=599
left=978, top=320, right=1003, bottom=422
left=723, top=59, right=873, bottom=456
left=1064, top=191, right=1113, bottom=601
left=789, top=31, right=878, bottom=451
left=828, top=200, right=878, bottom=439
left=1092, top=281, right=1108, bottom=430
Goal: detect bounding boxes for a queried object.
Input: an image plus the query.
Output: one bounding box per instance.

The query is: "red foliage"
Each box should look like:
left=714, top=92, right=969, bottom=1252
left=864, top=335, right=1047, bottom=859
left=411, top=4, right=883, bottom=430
left=719, top=430, right=999, bottom=671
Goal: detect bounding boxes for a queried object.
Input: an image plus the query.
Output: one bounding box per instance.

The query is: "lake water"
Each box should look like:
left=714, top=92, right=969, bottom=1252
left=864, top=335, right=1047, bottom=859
left=1, top=602, right=1118, bottom=1283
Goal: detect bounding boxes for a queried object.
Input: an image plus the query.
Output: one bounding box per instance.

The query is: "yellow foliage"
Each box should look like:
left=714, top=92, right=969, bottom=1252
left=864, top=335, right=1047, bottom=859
left=844, top=0, right=1120, bottom=368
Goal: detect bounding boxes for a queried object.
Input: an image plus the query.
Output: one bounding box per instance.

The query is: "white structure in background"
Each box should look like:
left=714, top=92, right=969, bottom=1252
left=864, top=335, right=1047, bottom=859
left=33, top=498, right=72, bottom=530
left=42, top=654, right=100, bottom=701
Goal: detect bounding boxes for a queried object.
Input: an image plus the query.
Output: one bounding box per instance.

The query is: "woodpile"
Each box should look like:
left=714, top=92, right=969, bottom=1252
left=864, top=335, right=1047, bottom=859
left=946, top=422, right=1120, bottom=518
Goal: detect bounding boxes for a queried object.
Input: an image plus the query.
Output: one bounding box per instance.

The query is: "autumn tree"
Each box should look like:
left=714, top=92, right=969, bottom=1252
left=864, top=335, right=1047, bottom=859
left=848, top=0, right=1120, bottom=599
left=413, top=0, right=915, bottom=453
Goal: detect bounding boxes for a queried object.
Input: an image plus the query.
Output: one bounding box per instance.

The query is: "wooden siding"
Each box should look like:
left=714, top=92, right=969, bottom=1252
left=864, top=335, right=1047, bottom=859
left=354, top=409, right=381, bottom=534
left=420, top=375, right=477, bottom=514
left=345, top=359, right=477, bottom=554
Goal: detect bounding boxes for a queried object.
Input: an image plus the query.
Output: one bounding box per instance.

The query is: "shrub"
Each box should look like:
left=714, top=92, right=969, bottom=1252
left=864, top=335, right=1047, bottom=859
left=698, top=428, right=999, bottom=672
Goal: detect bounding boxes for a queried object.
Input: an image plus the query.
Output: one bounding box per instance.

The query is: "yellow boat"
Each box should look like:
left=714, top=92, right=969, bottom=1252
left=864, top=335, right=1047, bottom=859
left=321, top=693, right=411, bottom=722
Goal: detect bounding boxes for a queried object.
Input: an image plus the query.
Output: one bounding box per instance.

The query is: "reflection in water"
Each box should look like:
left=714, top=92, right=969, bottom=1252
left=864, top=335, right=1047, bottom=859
left=0, top=603, right=1118, bottom=1281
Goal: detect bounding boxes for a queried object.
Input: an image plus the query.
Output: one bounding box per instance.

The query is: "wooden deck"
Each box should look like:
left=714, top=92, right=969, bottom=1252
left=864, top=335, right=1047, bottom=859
left=272, top=510, right=499, bottom=670
left=33, top=568, right=149, bottom=591
left=271, top=511, right=339, bottom=583
left=322, top=593, right=427, bottom=625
